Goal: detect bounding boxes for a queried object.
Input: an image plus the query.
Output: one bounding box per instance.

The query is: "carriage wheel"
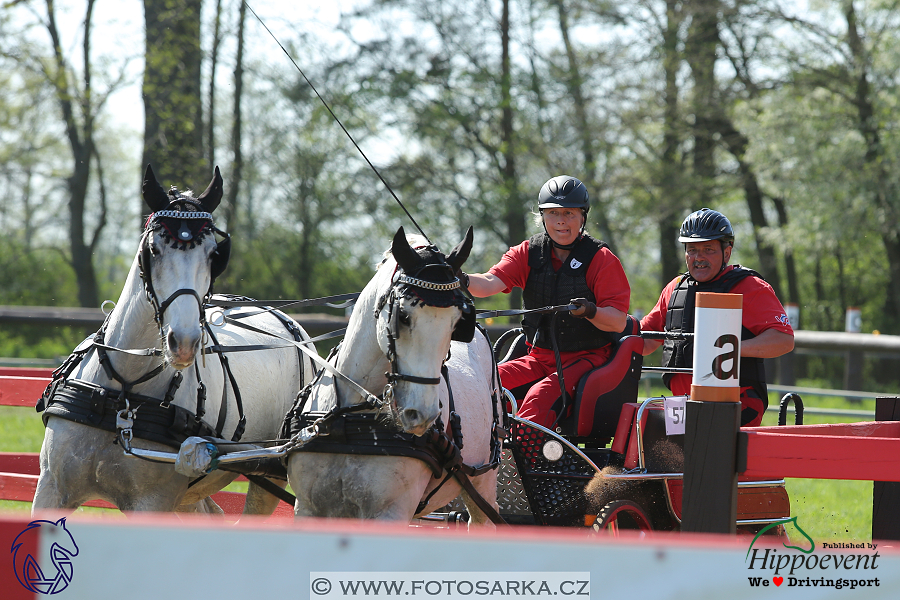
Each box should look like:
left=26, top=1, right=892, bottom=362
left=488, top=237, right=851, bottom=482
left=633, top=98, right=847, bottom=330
left=593, top=500, right=654, bottom=535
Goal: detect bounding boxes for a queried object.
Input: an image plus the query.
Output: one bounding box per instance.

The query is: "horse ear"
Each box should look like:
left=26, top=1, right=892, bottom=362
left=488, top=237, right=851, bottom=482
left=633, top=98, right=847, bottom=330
left=197, top=166, right=223, bottom=213
left=446, top=226, right=474, bottom=272
left=142, top=164, right=169, bottom=212
left=391, top=226, right=421, bottom=272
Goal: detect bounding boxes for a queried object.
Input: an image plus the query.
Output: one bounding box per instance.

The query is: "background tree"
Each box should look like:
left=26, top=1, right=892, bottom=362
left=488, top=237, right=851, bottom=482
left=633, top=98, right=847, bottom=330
left=141, top=0, right=206, bottom=206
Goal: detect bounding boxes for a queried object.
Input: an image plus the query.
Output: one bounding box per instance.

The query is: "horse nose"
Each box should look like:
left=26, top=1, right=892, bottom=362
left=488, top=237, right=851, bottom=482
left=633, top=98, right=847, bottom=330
left=166, top=328, right=201, bottom=368
left=398, top=407, right=436, bottom=436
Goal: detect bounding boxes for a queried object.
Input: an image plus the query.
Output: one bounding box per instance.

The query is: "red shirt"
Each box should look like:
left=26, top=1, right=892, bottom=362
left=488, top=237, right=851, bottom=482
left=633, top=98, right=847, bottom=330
left=641, top=265, right=793, bottom=394
left=488, top=238, right=631, bottom=362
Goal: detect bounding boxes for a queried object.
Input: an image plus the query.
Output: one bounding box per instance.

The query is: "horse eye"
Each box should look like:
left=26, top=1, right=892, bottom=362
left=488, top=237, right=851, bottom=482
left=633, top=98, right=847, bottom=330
left=149, top=240, right=161, bottom=256
left=398, top=308, right=411, bottom=326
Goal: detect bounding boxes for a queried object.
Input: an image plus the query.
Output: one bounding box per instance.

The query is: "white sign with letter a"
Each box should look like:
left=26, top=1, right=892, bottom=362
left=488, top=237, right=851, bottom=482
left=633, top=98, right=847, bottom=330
left=692, top=293, right=742, bottom=387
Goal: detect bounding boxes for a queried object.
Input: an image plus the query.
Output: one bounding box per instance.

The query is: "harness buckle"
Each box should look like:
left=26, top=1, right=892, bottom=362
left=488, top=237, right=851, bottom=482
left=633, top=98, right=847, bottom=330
left=383, top=382, right=395, bottom=404
left=116, top=401, right=137, bottom=452
left=312, top=417, right=327, bottom=437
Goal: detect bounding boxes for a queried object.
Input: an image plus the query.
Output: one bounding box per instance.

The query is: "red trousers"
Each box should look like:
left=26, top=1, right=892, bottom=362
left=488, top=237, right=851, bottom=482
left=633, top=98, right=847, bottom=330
left=498, top=346, right=611, bottom=429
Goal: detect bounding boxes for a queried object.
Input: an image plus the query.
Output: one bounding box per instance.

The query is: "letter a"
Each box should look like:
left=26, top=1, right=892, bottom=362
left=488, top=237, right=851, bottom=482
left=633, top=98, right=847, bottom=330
left=712, top=334, right=739, bottom=381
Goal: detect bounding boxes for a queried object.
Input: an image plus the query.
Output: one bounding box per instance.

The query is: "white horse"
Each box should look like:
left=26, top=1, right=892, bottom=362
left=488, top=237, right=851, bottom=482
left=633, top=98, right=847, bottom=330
left=285, top=227, right=502, bottom=524
left=32, top=166, right=313, bottom=515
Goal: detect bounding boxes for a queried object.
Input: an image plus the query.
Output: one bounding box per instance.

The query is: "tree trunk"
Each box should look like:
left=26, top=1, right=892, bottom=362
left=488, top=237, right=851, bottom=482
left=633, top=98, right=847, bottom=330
left=553, top=0, right=615, bottom=249
left=659, top=0, right=686, bottom=286
left=141, top=0, right=206, bottom=213
left=716, top=117, right=782, bottom=296
left=771, top=195, right=800, bottom=305
left=685, top=0, right=719, bottom=207
left=207, top=0, right=223, bottom=170
left=45, top=0, right=102, bottom=308
left=843, top=1, right=900, bottom=330
left=223, top=0, right=246, bottom=230
left=501, top=0, right=524, bottom=309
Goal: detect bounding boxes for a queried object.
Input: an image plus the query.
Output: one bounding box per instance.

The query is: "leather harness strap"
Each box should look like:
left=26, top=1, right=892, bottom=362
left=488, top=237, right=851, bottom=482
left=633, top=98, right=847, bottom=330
left=453, top=470, right=507, bottom=526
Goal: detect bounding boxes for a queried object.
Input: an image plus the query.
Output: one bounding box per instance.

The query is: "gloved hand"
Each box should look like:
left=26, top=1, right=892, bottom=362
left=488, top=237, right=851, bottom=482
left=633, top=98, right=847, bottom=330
left=569, top=298, right=597, bottom=319
left=456, top=270, right=470, bottom=290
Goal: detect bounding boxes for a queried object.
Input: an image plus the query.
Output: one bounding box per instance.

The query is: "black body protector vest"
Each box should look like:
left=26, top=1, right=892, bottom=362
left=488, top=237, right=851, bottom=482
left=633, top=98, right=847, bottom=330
left=661, top=265, right=768, bottom=400
left=522, top=233, right=613, bottom=352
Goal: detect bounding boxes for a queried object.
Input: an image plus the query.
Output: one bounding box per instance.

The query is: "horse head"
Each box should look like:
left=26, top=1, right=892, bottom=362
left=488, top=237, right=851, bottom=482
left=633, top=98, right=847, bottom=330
left=372, top=226, right=474, bottom=435
left=139, top=165, right=229, bottom=369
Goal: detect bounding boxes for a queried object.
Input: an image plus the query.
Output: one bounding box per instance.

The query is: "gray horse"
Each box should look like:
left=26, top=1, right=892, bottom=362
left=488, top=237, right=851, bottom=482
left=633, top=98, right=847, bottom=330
left=33, top=166, right=313, bottom=515
left=287, top=228, right=501, bottom=524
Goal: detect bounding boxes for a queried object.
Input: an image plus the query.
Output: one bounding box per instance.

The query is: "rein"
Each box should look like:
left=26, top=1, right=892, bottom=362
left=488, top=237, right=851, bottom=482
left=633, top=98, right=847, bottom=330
left=475, top=303, right=577, bottom=320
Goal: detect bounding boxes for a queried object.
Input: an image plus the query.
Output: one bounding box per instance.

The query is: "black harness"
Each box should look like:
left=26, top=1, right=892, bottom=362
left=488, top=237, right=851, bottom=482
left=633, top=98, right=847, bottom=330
left=137, top=194, right=230, bottom=332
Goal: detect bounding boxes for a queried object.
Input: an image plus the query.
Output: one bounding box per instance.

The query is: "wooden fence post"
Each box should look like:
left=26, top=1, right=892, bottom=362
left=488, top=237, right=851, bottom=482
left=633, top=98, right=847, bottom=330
left=681, top=292, right=742, bottom=534
left=873, top=396, right=900, bottom=541
left=682, top=400, right=740, bottom=533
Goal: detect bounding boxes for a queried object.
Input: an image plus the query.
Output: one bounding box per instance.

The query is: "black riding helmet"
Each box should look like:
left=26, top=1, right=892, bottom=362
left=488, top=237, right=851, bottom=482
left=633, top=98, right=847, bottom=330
left=538, top=175, right=590, bottom=213
left=678, top=208, right=734, bottom=245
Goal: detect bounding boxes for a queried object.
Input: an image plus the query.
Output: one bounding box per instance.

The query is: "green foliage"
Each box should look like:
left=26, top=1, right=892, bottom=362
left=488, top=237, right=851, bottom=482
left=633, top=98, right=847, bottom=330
left=0, top=240, right=79, bottom=306
left=216, top=225, right=372, bottom=312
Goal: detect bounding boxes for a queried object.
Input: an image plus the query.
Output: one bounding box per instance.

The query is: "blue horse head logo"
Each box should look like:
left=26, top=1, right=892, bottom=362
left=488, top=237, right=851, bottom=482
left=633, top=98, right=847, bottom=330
left=11, top=517, right=79, bottom=595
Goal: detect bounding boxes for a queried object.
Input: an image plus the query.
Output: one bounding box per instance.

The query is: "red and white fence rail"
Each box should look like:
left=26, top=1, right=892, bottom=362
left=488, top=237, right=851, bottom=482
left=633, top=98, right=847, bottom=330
left=5, top=368, right=900, bottom=599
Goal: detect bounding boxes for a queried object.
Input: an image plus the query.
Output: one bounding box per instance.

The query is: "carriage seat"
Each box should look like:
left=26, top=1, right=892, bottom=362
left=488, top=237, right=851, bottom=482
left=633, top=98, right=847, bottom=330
left=494, top=316, right=644, bottom=442
left=559, top=315, right=643, bottom=441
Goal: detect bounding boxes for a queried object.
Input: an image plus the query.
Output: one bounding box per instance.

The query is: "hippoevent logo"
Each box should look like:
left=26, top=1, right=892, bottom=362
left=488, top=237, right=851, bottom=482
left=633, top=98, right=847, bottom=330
left=745, top=517, right=881, bottom=590
left=10, top=517, right=80, bottom=595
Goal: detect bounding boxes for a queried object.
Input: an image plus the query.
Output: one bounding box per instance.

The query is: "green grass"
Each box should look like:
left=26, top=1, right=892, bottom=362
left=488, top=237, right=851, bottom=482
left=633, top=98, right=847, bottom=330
left=0, top=391, right=887, bottom=540
left=0, top=406, right=45, bottom=452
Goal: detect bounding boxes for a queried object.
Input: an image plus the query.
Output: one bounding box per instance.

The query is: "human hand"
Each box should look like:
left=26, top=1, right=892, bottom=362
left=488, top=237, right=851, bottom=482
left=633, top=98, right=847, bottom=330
left=456, top=270, right=470, bottom=290
left=569, top=298, right=596, bottom=319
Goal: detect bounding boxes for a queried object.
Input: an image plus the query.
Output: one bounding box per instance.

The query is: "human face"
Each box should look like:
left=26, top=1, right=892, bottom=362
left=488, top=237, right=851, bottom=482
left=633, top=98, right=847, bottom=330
left=684, top=241, right=731, bottom=282
left=542, top=208, right=584, bottom=247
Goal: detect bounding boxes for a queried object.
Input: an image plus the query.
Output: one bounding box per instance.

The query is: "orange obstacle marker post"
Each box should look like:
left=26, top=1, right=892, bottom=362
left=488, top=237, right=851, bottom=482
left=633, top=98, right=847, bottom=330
left=682, top=292, right=742, bottom=534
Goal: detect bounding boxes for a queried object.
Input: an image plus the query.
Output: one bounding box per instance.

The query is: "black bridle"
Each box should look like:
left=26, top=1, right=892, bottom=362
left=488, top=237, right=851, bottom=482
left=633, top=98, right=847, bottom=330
left=138, top=197, right=230, bottom=334
left=373, top=259, right=473, bottom=406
